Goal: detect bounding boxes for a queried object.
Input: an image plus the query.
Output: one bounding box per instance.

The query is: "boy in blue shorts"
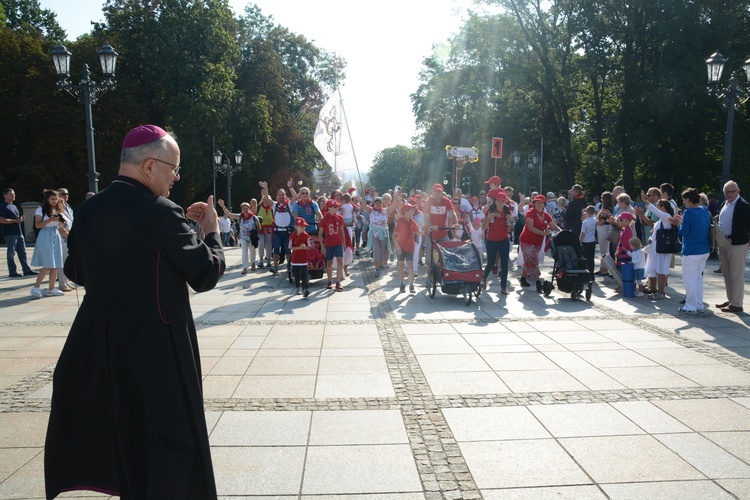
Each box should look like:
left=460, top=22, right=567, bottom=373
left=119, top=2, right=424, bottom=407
left=319, top=199, right=346, bottom=291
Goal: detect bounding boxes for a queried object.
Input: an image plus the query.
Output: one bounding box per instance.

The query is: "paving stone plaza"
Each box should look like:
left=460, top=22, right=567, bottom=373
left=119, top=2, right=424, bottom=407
left=1, top=247, right=749, bottom=499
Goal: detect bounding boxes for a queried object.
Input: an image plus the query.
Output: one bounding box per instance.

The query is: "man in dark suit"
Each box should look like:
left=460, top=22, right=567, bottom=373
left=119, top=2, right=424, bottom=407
left=715, top=180, right=750, bottom=313
left=563, top=184, right=587, bottom=236
left=45, top=125, right=225, bottom=499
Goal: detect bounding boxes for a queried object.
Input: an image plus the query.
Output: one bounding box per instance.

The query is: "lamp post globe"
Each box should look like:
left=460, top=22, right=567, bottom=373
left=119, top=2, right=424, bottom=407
left=97, top=44, right=118, bottom=79
left=50, top=44, right=71, bottom=79
left=705, top=51, right=727, bottom=83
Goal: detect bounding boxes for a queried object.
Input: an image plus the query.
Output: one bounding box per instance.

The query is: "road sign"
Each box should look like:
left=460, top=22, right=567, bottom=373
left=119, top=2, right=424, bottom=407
left=491, top=137, right=503, bottom=159
left=445, top=146, right=479, bottom=161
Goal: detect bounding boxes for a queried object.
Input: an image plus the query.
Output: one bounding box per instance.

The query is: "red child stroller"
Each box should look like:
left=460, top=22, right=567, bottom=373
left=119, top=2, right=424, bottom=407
left=541, top=230, right=593, bottom=300
left=426, top=233, right=483, bottom=305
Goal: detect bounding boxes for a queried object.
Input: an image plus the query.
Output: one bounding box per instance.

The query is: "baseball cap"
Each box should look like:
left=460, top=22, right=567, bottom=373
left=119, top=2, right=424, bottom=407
left=619, top=212, right=635, bottom=220
left=533, top=195, right=547, bottom=204
left=401, top=203, right=416, bottom=215
left=487, top=188, right=507, bottom=201
left=294, top=217, right=308, bottom=226
left=325, top=199, right=340, bottom=209
left=431, top=183, right=444, bottom=192
left=484, top=175, right=502, bottom=185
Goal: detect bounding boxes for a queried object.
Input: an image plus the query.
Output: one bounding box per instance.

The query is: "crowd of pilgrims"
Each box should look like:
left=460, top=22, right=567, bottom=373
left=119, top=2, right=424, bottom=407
left=209, top=176, right=717, bottom=307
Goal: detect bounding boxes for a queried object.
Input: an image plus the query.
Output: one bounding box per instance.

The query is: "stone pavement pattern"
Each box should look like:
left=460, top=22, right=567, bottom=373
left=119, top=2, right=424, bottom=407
left=1, top=246, right=749, bottom=499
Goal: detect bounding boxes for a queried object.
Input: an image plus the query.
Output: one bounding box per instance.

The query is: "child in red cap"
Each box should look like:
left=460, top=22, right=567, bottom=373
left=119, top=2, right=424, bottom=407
left=394, top=203, right=422, bottom=293
left=290, top=217, right=312, bottom=297
left=319, top=199, right=346, bottom=291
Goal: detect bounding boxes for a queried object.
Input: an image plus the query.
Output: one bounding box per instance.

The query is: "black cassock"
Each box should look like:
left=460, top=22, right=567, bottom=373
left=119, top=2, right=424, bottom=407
left=45, top=176, right=225, bottom=499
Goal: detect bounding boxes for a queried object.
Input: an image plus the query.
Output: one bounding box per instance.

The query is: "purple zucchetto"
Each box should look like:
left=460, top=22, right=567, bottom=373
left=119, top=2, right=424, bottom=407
left=121, top=125, right=168, bottom=150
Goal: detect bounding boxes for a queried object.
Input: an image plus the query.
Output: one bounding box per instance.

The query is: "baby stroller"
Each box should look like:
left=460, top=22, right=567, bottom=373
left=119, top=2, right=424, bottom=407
left=541, top=230, right=593, bottom=301
left=426, top=234, right=483, bottom=305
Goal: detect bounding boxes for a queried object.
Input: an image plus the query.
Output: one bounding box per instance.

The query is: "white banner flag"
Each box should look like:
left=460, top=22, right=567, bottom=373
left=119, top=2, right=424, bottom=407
left=314, top=91, right=343, bottom=172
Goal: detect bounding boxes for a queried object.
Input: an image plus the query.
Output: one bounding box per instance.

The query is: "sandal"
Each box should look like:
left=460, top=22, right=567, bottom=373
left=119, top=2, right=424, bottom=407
left=241, top=268, right=248, bottom=275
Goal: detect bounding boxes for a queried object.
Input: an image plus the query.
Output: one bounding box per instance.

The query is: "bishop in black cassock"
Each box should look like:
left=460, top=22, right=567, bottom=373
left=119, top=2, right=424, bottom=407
left=44, top=125, right=225, bottom=499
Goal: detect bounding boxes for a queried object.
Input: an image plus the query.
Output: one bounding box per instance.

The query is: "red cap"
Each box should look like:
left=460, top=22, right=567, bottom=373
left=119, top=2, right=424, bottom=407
left=431, top=183, right=444, bottom=192
left=470, top=196, right=479, bottom=202
left=401, top=203, right=416, bottom=215
left=484, top=175, right=502, bottom=185
left=347, top=187, right=356, bottom=194
left=533, top=195, right=547, bottom=204
left=325, top=199, right=340, bottom=209
left=122, top=125, right=168, bottom=149
left=487, top=188, right=507, bottom=201
left=294, top=217, right=308, bottom=226
left=619, top=212, right=635, bottom=220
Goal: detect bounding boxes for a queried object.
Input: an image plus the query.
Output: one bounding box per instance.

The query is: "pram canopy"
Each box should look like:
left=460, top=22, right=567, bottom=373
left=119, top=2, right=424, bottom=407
left=435, top=240, right=482, bottom=273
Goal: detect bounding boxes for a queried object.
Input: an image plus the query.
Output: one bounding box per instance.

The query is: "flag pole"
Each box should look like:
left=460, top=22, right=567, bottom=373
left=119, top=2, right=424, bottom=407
left=337, top=89, right=365, bottom=194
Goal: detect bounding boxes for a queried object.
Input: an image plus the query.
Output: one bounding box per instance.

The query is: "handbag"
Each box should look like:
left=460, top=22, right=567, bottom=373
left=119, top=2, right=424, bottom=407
left=655, top=225, right=681, bottom=254
left=606, top=227, right=621, bottom=244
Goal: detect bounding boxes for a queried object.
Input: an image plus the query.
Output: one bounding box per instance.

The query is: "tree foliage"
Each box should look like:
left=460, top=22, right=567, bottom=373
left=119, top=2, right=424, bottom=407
left=0, top=0, right=345, bottom=208
left=368, top=145, right=420, bottom=193
left=412, top=0, right=750, bottom=197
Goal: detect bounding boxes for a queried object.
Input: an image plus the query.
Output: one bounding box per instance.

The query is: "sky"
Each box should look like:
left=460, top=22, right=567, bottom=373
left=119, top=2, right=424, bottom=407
left=38, top=0, right=472, bottom=176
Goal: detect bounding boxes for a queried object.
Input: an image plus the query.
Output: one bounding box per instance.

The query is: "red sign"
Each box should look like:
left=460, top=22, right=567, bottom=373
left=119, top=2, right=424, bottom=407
left=491, top=137, right=503, bottom=159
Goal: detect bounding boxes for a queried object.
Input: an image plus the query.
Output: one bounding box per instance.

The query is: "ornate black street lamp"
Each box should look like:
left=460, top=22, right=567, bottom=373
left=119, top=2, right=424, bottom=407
left=705, top=51, right=750, bottom=195
left=213, top=149, right=243, bottom=211
left=51, top=43, right=118, bottom=194
left=512, top=150, right=540, bottom=195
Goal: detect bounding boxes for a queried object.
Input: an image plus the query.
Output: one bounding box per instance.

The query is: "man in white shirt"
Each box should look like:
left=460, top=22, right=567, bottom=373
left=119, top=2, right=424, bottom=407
left=219, top=215, right=232, bottom=246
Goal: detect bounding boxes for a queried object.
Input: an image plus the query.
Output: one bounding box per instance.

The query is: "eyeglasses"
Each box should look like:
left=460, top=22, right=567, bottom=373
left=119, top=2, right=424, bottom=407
left=58, top=192, right=69, bottom=196
left=152, top=158, right=181, bottom=176
left=724, top=189, right=738, bottom=194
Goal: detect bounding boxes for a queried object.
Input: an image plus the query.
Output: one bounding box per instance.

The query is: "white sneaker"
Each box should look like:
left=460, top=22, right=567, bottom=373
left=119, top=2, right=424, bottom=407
left=44, top=288, right=65, bottom=297
left=30, top=287, right=42, bottom=298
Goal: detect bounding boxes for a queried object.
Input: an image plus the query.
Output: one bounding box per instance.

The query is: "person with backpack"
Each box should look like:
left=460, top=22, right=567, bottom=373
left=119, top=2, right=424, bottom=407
left=259, top=180, right=296, bottom=274
left=217, top=199, right=261, bottom=274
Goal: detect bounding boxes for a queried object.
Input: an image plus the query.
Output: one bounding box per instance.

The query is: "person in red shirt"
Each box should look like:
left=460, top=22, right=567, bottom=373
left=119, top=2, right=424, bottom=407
left=424, top=183, right=457, bottom=268
left=482, top=190, right=514, bottom=295
left=319, top=199, right=346, bottom=291
left=290, top=217, right=312, bottom=297
left=394, top=203, right=422, bottom=293
left=519, top=194, right=561, bottom=291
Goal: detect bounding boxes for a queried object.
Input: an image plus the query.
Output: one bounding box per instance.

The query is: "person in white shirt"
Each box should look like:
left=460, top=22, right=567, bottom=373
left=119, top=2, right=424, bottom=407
left=626, top=237, right=646, bottom=296
left=580, top=205, right=597, bottom=277
left=219, top=215, right=232, bottom=246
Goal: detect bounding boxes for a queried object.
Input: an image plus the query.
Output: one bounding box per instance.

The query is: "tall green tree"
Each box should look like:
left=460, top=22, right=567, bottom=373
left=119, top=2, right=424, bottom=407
left=235, top=4, right=345, bottom=200
left=102, top=0, right=240, bottom=203
left=368, top=145, right=420, bottom=193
